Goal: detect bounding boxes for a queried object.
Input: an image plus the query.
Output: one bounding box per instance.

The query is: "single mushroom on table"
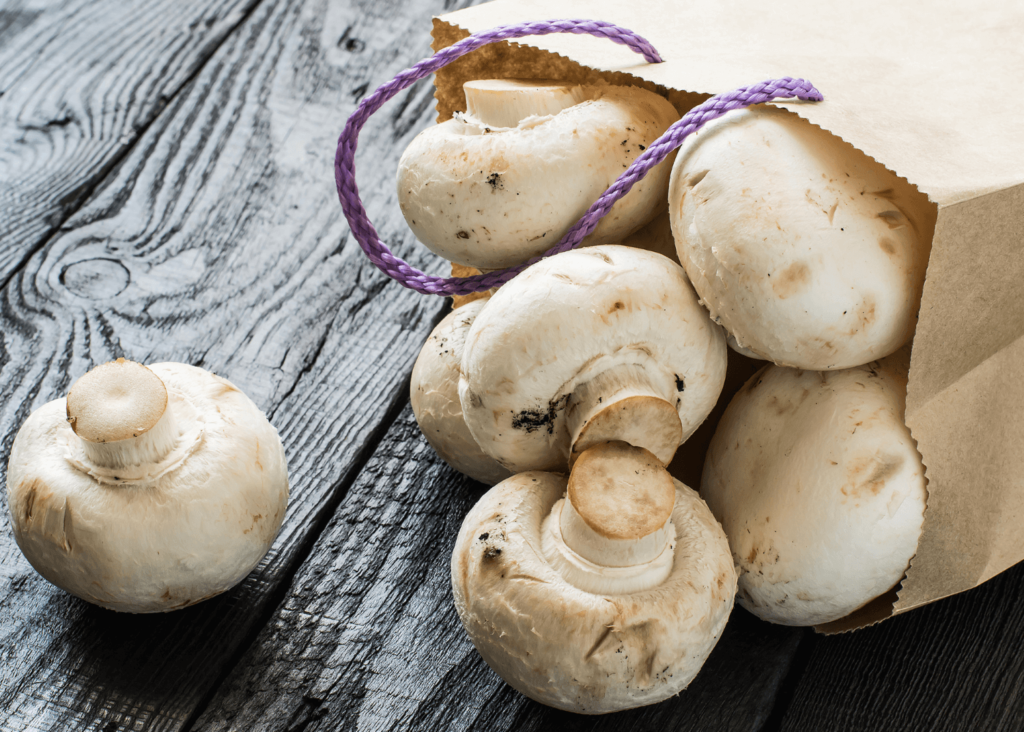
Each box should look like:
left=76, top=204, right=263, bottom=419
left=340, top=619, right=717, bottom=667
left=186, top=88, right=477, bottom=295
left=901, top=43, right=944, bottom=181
left=459, top=245, right=728, bottom=474
left=398, top=79, right=679, bottom=270
left=669, top=105, right=937, bottom=370
left=6, top=359, right=289, bottom=613
left=411, top=298, right=512, bottom=486
left=452, top=441, right=736, bottom=713
left=701, top=348, right=926, bottom=626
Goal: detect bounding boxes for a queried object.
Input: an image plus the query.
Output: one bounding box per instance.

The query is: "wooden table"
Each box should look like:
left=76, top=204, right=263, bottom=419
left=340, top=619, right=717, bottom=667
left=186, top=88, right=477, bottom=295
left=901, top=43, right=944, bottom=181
left=2, top=1, right=1022, bottom=729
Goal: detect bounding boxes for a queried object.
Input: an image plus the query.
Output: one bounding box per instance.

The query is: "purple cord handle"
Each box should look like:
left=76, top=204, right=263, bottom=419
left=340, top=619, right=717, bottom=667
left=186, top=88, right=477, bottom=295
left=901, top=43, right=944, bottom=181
left=334, top=19, right=823, bottom=296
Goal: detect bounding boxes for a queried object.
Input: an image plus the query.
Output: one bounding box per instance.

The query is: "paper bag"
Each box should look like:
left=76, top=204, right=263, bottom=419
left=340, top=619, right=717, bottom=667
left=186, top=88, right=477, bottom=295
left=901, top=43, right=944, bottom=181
left=430, top=0, right=1024, bottom=631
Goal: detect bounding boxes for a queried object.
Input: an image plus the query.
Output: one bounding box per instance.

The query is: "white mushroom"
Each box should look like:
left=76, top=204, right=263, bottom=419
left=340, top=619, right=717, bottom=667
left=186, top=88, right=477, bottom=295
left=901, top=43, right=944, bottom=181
left=5, top=359, right=289, bottom=613
left=411, top=299, right=512, bottom=486
left=669, top=105, right=936, bottom=370
left=460, top=245, right=727, bottom=473
left=701, top=348, right=926, bottom=626
left=398, top=79, right=679, bottom=270
left=452, top=442, right=736, bottom=713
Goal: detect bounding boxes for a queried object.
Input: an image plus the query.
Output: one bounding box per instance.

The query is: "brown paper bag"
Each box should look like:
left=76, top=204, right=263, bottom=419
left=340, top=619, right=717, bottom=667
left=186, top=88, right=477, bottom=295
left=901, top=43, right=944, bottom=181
left=431, top=0, right=1024, bottom=632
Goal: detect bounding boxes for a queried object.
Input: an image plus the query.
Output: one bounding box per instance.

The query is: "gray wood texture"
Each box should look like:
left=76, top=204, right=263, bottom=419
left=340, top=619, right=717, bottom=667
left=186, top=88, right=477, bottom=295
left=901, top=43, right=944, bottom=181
left=0, top=0, right=458, bottom=728
left=0, top=0, right=262, bottom=284
left=780, top=565, right=1024, bottom=732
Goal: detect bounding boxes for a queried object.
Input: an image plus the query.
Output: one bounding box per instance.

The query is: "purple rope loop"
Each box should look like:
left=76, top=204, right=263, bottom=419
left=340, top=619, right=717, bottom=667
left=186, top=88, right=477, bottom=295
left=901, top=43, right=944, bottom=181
left=334, top=20, right=823, bottom=296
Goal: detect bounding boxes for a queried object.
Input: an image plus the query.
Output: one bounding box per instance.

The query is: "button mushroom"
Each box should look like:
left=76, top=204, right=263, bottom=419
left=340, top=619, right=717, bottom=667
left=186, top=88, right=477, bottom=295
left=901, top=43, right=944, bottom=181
left=411, top=298, right=512, bottom=486
left=5, top=359, right=290, bottom=613
left=452, top=441, right=736, bottom=713
left=397, top=80, right=679, bottom=270
left=701, top=349, right=926, bottom=626
left=459, top=245, right=727, bottom=473
left=668, top=105, right=936, bottom=370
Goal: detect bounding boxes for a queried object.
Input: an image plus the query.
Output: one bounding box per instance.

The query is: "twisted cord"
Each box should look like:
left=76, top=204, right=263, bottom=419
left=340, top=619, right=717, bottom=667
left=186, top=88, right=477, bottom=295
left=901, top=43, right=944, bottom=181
left=334, top=20, right=823, bottom=296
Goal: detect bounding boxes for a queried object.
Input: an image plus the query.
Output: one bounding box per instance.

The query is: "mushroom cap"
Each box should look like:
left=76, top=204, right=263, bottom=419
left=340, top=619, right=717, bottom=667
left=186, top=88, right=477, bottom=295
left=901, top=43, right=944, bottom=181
left=459, top=245, right=728, bottom=473
left=451, top=470, right=736, bottom=714
left=397, top=84, right=679, bottom=270
left=701, top=352, right=925, bottom=626
left=669, top=105, right=935, bottom=370
left=5, top=362, right=290, bottom=613
left=410, top=300, right=513, bottom=485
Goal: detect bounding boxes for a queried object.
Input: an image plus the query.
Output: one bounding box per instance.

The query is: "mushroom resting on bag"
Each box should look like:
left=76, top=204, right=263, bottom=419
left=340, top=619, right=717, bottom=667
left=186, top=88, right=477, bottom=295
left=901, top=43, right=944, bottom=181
left=701, top=349, right=926, bottom=626
left=669, top=105, right=936, bottom=370
left=411, top=298, right=512, bottom=486
left=6, top=359, right=289, bottom=613
left=459, top=245, right=728, bottom=474
left=452, top=442, right=736, bottom=713
left=398, top=79, right=679, bottom=270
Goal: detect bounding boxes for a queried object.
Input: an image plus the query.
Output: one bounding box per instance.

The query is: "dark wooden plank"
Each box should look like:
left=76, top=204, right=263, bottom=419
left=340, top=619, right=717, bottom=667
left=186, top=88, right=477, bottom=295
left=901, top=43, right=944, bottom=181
left=0, top=0, right=463, bottom=728
left=0, top=0, right=260, bottom=284
left=779, top=563, right=1024, bottom=732
left=192, top=405, right=806, bottom=732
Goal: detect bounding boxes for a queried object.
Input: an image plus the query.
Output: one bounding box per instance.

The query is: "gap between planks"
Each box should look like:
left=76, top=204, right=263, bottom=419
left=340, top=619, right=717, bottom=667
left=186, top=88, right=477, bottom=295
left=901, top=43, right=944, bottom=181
left=178, top=375, right=429, bottom=732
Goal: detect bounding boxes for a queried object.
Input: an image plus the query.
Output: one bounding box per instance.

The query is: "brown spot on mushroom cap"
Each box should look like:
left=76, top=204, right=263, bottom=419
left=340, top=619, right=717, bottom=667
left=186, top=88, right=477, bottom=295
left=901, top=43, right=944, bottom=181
left=584, top=625, right=614, bottom=661
left=582, top=250, right=614, bottom=266
left=771, top=261, right=810, bottom=299
left=567, top=442, right=675, bottom=540
left=20, top=479, right=40, bottom=524
left=59, top=500, right=75, bottom=554
left=765, top=388, right=812, bottom=416
left=859, top=297, right=877, bottom=327
left=244, top=513, right=265, bottom=535
left=212, top=377, right=240, bottom=397
left=66, top=359, right=167, bottom=443
left=876, top=210, right=906, bottom=230
left=878, top=237, right=897, bottom=255
left=17, top=479, right=75, bottom=553
left=842, top=453, right=905, bottom=498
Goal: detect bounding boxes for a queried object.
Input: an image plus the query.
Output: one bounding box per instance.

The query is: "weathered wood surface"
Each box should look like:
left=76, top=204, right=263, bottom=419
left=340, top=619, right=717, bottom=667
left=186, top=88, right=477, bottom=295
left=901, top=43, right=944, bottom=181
left=193, top=406, right=806, bottom=732
left=0, top=0, right=464, bottom=728
left=0, top=0, right=262, bottom=284
left=780, top=562, right=1024, bottom=732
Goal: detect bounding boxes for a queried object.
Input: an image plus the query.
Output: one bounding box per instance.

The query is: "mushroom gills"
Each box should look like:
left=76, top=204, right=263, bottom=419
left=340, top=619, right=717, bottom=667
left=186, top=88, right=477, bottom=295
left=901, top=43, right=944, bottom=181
left=566, top=363, right=682, bottom=467
left=542, top=442, right=676, bottom=594
left=459, top=79, right=589, bottom=129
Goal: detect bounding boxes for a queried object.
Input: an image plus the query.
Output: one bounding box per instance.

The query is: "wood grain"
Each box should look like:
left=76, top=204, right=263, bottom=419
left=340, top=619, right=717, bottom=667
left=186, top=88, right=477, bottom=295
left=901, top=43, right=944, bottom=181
left=0, top=0, right=265, bottom=286
left=0, top=0, right=467, bottom=728
left=780, top=563, right=1024, bottom=732
left=193, top=405, right=806, bottom=732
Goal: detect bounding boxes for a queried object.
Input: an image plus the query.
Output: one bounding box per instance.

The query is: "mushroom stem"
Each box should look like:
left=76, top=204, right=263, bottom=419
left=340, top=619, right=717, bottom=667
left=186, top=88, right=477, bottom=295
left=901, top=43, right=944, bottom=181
left=81, top=408, right=178, bottom=469
left=566, top=364, right=682, bottom=467
left=66, top=359, right=179, bottom=470
left=542, top=442, right=676, bottom=594
left=559, top=493, right=672, bottom=567
left=462, top=79, right=587, bottom=129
